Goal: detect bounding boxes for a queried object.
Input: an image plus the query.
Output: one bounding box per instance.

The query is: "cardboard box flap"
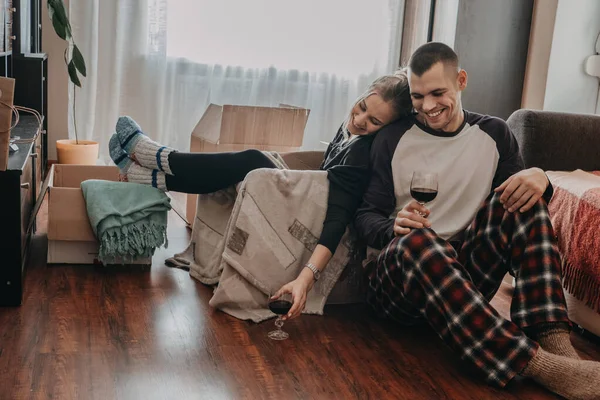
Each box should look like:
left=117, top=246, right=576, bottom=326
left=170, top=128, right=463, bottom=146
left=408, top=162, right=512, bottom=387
left=191, top=104, right=309, bottom=147
left=191, top=103, right=223, bottom=144
left=53, top=164, right=119, bottom=188
left=220, top=105, right=308, bottom=146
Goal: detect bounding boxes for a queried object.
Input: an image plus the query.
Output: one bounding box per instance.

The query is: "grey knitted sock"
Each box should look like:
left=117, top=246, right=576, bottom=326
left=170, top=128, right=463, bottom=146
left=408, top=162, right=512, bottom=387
left=115, top=116, right=176, bottom=175
left=521, top=348, right=600, bottom=399
left=122, top=163, right=167, bottom=192
left=538, top=330, right=580, bottom=359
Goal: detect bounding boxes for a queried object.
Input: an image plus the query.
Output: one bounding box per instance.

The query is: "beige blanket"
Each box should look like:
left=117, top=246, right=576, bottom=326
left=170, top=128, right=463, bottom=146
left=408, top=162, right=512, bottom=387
left=167, top=167, right=361, bottom=322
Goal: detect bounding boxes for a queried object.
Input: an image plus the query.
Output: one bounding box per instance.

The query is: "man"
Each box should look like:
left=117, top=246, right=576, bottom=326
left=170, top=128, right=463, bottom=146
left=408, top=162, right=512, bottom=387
left=355, top=42, right=600, bottom=399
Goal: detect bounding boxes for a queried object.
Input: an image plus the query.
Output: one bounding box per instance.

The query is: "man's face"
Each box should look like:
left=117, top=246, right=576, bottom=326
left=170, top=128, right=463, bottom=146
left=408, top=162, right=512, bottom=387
left=409, top=62, right=467, bottom=132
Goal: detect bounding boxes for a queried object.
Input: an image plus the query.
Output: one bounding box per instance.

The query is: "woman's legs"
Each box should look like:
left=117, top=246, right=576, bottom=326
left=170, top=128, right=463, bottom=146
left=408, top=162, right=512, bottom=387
left=109, top=116, right=278, bottom=194
left=165, top=150, right=277, bottom=194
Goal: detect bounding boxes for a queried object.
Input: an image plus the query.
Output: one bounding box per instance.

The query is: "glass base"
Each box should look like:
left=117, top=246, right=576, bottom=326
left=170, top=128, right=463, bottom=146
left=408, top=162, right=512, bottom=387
left=268, top=329, right=289, bottom=340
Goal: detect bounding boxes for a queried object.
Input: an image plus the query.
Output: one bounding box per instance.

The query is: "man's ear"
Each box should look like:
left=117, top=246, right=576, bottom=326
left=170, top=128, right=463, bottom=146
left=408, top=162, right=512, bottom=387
left=457, top=69, right=468, bottom=91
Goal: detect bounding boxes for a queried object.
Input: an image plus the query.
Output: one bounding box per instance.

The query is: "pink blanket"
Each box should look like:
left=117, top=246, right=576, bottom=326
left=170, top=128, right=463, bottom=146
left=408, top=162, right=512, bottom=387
left=547, top=170, right=600, bottom=313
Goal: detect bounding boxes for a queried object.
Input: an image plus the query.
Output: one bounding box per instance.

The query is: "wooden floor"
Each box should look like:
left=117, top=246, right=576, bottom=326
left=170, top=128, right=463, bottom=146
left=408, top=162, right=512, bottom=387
left=1, top=201, right=599, bottom=400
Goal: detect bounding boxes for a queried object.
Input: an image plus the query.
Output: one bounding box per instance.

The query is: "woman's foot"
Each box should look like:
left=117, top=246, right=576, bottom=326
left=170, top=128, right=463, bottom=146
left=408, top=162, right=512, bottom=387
left=120, top=163, right=167, bottom=191
left=115, top=116, right=176, bottom=175
left=109, top=134, right=133, bottom=171
left=109, top=133, right=167, bottom=191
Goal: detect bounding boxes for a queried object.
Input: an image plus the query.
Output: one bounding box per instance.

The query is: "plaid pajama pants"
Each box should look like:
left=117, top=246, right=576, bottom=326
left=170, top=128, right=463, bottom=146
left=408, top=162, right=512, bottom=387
left=365, top=193, right=571, bottom=387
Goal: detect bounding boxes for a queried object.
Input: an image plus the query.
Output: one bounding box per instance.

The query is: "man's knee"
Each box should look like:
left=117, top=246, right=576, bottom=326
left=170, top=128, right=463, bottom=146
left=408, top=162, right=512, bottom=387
left=489, top=192, right=549, bottom=218
left=379, top=228, right=438, bottom=263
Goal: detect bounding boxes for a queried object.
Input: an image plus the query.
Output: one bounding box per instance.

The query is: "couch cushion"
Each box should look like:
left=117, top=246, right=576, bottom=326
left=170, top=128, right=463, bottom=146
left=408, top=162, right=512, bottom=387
left=507, top=109, right=600, bottom=171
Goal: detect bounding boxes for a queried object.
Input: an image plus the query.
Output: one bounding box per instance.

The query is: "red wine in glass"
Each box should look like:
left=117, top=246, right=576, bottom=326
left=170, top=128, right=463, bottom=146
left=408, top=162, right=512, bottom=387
left=268, top=293, right=293, bottom=340
left=410, top=188, right=438, bottom=203
left=269, top=300, right=293, bottom=315
left=410, top=171, right=438, bottom=212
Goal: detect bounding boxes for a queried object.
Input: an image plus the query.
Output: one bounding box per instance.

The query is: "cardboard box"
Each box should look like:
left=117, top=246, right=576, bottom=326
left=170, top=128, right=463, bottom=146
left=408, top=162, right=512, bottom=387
left=182, top=104, right=310, bottom=224
left=47, top=164, right=151, bottom=265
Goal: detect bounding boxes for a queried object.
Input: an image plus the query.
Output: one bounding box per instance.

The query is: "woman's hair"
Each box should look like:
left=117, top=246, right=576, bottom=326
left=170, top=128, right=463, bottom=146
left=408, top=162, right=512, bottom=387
left=343, top=69, right=412, bottom=136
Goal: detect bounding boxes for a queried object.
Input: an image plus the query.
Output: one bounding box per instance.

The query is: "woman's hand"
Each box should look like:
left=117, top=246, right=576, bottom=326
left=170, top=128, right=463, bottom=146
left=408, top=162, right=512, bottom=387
left=394, top=200, right=432, bottom=236
left=271, top=268, right=315, bottom=321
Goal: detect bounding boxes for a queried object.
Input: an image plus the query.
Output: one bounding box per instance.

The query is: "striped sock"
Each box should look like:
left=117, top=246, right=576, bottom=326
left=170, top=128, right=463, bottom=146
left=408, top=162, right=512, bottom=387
left=124, top=163, right=167, bottom=191
left=109, top=134, right=133, bottom=172
left=115, top=116, right=176, bottom=175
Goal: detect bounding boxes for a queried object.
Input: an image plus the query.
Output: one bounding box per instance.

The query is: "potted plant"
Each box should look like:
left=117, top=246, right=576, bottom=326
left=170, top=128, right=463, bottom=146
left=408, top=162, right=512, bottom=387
left=48, top=0, right=99, bottom=164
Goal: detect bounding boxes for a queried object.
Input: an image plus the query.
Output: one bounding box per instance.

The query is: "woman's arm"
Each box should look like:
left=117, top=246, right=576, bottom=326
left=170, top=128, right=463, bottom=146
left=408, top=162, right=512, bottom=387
left=271, top=244, right=332, bottom=320
left=272, top=140, right=373, bottom=320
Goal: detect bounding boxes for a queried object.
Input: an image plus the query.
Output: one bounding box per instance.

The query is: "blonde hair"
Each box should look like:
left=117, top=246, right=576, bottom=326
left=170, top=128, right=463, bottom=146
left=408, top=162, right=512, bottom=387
left=343, top=69, right=412, bottom=137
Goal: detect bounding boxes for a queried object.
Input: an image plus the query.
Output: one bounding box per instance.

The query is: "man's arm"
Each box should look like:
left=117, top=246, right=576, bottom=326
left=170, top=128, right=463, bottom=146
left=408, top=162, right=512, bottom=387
left=354, top=130, right=398, bottom=250
left=490, top=117, right=553, bottom=209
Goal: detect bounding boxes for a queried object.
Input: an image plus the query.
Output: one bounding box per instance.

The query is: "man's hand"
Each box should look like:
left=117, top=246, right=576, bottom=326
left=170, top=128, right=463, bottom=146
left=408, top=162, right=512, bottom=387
left=271, top=268, right=314, bottom=320
left=394, top=200, right=432, bottom=236
left=494, top=167, right=549, bottom=213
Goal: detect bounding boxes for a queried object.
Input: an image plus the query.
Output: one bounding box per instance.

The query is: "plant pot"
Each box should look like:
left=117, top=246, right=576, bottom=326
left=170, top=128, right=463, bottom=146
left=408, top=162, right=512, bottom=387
left=56, top=139, right=99, bottom=165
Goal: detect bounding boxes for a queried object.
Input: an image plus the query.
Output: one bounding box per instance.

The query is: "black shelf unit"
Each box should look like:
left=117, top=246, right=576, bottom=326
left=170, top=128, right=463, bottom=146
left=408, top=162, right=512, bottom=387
left=0, top=0, right=47, bottom=306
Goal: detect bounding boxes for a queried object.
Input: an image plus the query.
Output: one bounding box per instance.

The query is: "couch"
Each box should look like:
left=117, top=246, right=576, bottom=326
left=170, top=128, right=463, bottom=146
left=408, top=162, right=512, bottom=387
left=507, top=109, right=600, bottom=337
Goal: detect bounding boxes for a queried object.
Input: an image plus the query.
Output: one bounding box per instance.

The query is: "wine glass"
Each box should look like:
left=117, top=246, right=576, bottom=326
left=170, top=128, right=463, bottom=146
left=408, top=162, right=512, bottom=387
left=410, top=171, right=438, bottom=214
left=267, top=292, right=293, bottom=340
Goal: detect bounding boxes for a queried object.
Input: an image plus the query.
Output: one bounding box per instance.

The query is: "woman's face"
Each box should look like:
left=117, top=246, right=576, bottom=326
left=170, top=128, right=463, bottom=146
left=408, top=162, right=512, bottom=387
left=347, top=93, right=396, bottom=136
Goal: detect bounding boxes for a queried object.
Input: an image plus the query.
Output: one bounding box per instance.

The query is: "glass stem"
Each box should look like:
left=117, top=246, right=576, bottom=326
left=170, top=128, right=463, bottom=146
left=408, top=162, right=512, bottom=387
left=417, top=201, right=425, bottom=217
left=275, top=316, right=284, bottom=330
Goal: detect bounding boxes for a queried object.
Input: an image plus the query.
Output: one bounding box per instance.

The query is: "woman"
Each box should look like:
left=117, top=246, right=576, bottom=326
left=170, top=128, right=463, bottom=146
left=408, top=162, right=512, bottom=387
left=109, top=71, right=412, bottom=319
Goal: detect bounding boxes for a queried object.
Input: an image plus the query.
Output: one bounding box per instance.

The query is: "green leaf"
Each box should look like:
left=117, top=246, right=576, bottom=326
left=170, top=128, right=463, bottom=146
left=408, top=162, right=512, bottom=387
left=51, top=13, right=68, bottom=40
left=72, top=45, right=87, bottom=77
left=68, top=60, right=82, bottom=87
left=48, top=0, right=71, bottom=39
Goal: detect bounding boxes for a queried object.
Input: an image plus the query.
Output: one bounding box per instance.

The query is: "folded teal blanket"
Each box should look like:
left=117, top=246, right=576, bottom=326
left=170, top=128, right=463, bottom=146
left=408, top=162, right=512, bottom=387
left=81, top=180, right=172, bottom=263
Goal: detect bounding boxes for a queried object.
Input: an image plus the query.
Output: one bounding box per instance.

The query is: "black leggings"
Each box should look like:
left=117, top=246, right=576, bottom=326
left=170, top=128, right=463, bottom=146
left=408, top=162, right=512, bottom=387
left=165, top=149, right=278, bottom=194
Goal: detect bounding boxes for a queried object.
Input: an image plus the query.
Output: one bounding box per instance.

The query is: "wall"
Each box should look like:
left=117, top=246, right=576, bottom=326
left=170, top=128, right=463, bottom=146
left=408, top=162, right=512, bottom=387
left=41, top=0, right=69, bottom=160
left=521, top=0, right=558, bottom=110
left=454, top=0, right=534, bottom=120
left=542, top=0, right=600, bottom=114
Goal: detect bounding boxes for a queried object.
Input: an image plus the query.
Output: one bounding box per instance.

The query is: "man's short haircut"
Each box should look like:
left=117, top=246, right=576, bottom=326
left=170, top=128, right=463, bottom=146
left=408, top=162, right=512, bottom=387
left=408, top=42, right=459, bottom=76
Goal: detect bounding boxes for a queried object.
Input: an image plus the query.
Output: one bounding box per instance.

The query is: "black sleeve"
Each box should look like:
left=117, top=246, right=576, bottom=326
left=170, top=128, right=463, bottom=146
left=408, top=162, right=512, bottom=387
left=542, top=173, right=554, bottom=203
left=318, top=165, right=370, bottom=253
left=354, top=128, right=398, bottom=250
left=319, top=125, right=343, bottom=170
left=490, top=118, right=525, bottom=190
left=317, top=136, right=372, bottom=254
left=487, top=117, right=553, bottom=203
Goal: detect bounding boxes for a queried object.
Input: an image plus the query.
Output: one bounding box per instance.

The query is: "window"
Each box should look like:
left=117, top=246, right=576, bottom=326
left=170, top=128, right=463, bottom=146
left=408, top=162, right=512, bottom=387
left=165, top=0, right=389, bottom=77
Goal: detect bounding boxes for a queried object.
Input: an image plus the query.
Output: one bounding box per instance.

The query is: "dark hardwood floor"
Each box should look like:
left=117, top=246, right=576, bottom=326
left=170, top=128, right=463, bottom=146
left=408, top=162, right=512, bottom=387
left=1, top=200, right=599, bottom=400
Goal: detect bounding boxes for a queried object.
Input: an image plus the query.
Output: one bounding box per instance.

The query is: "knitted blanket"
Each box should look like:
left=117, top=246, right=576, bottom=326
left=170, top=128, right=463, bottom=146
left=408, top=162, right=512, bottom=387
left=167, top=168, right=359, bottom=322
left=547, top=170, right=600, bottom=313
left=81, top=180, right=171, bottom=264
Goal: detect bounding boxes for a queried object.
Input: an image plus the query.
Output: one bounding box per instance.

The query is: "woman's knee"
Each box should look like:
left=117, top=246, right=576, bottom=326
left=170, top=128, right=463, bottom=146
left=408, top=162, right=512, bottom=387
left=240, top=149, right=273, bottom=168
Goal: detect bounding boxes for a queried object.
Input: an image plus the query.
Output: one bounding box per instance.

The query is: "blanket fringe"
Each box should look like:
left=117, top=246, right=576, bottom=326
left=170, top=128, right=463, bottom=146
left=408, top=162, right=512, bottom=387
left=561, top=258, right=600, bottom=313
left=99, top=220, right=168, bottom=264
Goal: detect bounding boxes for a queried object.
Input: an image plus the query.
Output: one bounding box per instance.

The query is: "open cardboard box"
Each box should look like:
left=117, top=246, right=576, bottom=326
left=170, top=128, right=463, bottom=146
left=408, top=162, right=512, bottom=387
left=181, top=104, right=310, bottom=224
left=47, top=164, right=151, bottom=265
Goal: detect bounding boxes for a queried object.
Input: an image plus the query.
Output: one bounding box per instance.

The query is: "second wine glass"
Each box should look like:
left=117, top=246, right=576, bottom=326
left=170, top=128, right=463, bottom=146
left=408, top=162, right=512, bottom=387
left=267, top=292, right=293, bottom=341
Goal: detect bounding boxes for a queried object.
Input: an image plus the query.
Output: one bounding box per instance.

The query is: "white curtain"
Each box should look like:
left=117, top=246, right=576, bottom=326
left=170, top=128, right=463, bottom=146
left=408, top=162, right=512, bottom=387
left=70, top=0, right=405, bottom=163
